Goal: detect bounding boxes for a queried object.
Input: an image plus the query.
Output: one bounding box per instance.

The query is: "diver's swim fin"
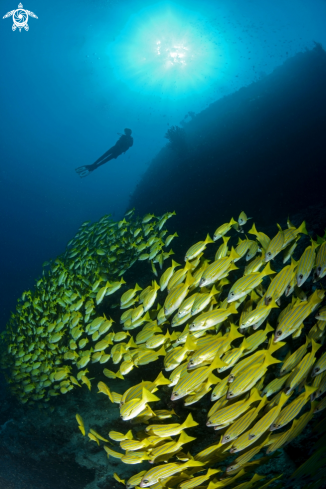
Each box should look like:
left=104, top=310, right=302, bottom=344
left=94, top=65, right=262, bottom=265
left=75, top=166, right=90, bottom=178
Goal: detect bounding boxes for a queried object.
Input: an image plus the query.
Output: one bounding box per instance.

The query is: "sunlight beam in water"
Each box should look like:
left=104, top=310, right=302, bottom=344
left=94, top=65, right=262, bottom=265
left=107, top=2, right=221, bottom=99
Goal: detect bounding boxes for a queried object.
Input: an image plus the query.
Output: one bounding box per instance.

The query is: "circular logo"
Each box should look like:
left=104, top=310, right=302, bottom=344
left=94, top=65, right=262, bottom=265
left=13, top=8, right=28, bottom=28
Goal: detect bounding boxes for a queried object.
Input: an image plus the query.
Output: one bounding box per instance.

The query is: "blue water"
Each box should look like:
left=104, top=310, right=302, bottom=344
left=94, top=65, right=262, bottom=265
left=1, top=0, right=326, bottom=328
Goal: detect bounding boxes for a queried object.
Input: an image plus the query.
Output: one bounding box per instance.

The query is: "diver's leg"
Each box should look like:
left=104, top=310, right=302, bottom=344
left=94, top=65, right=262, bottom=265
left=92, top=147, right=115, bottom=166
left=91, top=154, right=116, bottom=170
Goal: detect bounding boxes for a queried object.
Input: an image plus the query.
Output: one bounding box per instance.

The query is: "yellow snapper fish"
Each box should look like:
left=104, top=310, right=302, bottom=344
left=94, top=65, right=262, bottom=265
left=120, top=284, right=142, bottom=307
left=164, top=273, right=194, bottom=316
left=167, top=261, right=194, bottom=292
left=312, top=351, right=326, bottom=377
left=179, top=468, right=220, bottom=489
left=270, top=385, right=316, bottom=431
left=160, top=260, right=181, bottom=291
left=274, top=290, right=324, bottom=342
left=145, top=412, right=198, bottom=437
left=264, top=230, right=284, bottom=262
left=246, top=241, right=259, bottom=261
left=284, top=339, right=321, bottom=394
left=221, top=397, right=267, bottom=444
left=184, top=234, right=214, bottom=261
left=120, top=371, right=170, bottom=406
left=148, top=431, right=196, bottom=463
left=213, top=218, right=237, bottom=241
left=109, top=430, right=133, bottom=441
left=314, top=240, right=326, bottom=280
left=296, top=240, right=319, bottom=287
left=76, top=413, right=85, bottom=436
left=248, top=223, right=270, bottom=251
left=189, top=302, right=238, bottom=332
left=227, top=350, right=282, bottom=400
left=139, top=460, right=203, bottom=487
left=171, top=355, right=226, bottom=401
left=120, top=387, right=160, bottom=421
left=238, top=211, right=252, bottom=227
left=207, top=388, right=262, bottom=429
left=227, top=263, right=275, bottom=302
left=215, top=236, right=231, bottom=260
left=199, top=248, right=240, bottom=287
left=264, top=260, right=296, bottom=305
left=239, top=299, right=278, bottom=330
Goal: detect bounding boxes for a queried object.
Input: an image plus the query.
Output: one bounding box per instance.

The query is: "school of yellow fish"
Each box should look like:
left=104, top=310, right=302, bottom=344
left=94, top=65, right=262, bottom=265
left=0, top=209, right=176, bottom=404
left=1, top=210, right=326, bottom=488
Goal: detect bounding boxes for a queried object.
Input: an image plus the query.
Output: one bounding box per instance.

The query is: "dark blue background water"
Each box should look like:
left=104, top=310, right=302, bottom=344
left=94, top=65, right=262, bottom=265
left=1, top=0, right=326, bottom=329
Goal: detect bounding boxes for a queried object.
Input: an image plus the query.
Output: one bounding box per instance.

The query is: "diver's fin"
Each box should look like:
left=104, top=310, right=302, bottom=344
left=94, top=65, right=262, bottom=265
left=75, top=166, right=90, bottom=178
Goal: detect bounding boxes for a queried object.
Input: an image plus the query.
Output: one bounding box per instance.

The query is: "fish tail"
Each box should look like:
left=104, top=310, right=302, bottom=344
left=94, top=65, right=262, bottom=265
left=182, top=413, right=199, bottom=429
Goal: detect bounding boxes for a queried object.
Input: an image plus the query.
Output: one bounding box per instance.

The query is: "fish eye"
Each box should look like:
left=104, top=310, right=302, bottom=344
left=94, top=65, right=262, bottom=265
left=230, top=292, right=235, bottom=296
left=276, top=330, right=282, bottom=336
left=299, top=274, right=303, bottom=280
left=267, top=252, right=271, bottom=256
left=173, top=392, right=177, bottom=397
left=315, top=367, right=320, bottom=373
left=318, top=266, right=321, bottom=272
left=143, top=480, right=148, bottom=484
left=189, top=359, right=194, bottom=364
left=224, top=435, right=230, bottom=440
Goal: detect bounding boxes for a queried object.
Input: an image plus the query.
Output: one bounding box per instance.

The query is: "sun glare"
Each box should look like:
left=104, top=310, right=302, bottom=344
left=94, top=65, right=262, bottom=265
left=108, top=2, right=220, bottom=99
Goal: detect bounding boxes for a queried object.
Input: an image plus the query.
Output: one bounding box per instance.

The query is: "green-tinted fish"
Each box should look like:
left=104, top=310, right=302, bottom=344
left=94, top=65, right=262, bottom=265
left=185, top=234, right=214, bottom=261
left=121, top=284, right=142, bottom=307
left=139, top=460, right=203, bottom=487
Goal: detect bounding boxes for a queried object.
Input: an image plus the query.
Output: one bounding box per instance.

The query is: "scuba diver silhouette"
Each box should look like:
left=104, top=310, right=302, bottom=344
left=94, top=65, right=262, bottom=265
left=75, top=128, right=133, bottom=178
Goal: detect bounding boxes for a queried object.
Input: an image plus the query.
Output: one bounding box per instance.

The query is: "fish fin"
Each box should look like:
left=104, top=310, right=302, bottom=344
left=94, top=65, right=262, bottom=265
left=154, top=371, right=171, bottom=386
left=249, top=388, right=263, bottom=403
left=182, top=413, right=199, bottom=429
left=261, top=262, right=276, bottom=277
left=142, top=387, right=160, bottom=403
left=311, top=339, right=322, bottom=355
left=248, top=223, right=258, bottom=236
left=297, top=221, right=308, bottom=235
left=229, top=247, right=241, bottom=261
left=205, top=234, right=214, bottom=244
left=184, top=459, right=204, bottom=468
left=207, top=468, right=220, bottom=477
left=208, top=372, right=220, bottom=384
left=230, top=217, right=237, bottom=225
left=126, top=430, right=133, bottom=440
left=228, top=262, right=239, bottom=271
left=264, top=351, right=281, bottom=366
left=276, top=223, right=282, bottom=231
left=279, top=392, right=289, bottom=407
left=228, top=323, right=243, bottom=341
left=178, top=431, right=196, bottom=444
left=220, top=278, right=230, bottom=286
left=227, top=302, right=238, bottom=315
left=268, top=339, right=286, bottom=355
left=304, top=385, right=317, bottom=399
left=265, top=322, right=274, bottom=333
left=172, top=259, right=181, bottom=268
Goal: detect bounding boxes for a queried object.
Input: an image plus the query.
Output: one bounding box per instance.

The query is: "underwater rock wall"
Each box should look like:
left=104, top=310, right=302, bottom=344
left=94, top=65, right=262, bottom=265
left=129, top=45, right=326, bottom=234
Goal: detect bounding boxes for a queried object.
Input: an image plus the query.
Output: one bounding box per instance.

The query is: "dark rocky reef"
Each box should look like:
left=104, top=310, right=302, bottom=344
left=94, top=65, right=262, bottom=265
left=129, top=44, right=326, bottom=239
